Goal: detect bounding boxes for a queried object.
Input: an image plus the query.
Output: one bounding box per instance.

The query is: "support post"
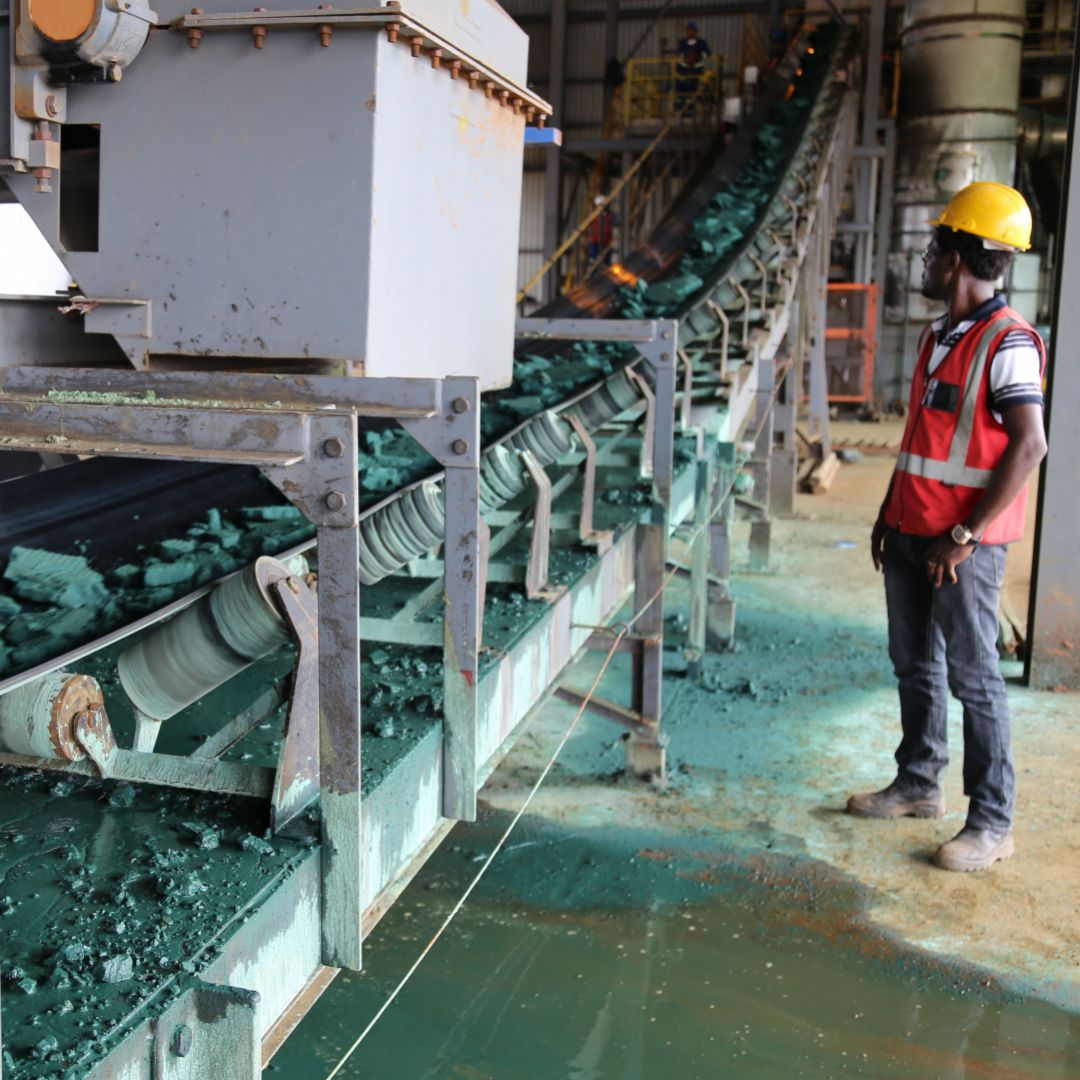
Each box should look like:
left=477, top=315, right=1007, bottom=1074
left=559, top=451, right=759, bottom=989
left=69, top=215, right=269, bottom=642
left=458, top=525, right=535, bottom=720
left=627, top=326, right=677, bottom=777
left=441, top=461, right=483, bottom=819
left=854, top=0, right=886, bottom=284
left=603, top=0, right=620, bottom=119
left=707, top=442, right=737, bottom=648
left=542, top=0, right=567, bottom=303
left=1028, top=45, right=1080, bottom=689
left=264, top=412, right=363, bottom=972
left=686, top=453, right=712, bottom=679
left=806, top=186, right=832, bottom=458
left=873, top=119, right=897, bottom=400
left=771, top=299, right=800, bottom=516
left=401, top=379, right=484, bottom=822
left=748, top=351, right=775, bottom=571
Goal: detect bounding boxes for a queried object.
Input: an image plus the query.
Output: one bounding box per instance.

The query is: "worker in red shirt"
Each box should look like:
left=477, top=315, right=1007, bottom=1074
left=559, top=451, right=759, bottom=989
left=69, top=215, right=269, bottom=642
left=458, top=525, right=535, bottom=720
left=587, top=194, right=616, bottom=264
left=848, top=182, right=1048, bottom=872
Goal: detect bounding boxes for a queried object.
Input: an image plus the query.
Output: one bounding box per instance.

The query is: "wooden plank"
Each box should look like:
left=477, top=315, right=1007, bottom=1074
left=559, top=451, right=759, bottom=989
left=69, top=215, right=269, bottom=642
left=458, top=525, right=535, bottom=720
left=805, top=450, right=840, bottom=495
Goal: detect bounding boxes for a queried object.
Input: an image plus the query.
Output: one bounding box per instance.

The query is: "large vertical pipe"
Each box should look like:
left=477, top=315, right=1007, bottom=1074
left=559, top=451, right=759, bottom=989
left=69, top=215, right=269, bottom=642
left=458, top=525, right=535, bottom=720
left=883, top=0, right=1026, bottom=400
left=543, top=0, right=568, bottom=303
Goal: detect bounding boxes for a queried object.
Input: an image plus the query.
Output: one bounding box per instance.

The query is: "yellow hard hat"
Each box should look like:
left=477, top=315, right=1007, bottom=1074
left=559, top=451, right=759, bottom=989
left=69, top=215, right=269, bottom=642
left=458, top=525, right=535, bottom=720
left=929, top=182, right=1032, bottom=252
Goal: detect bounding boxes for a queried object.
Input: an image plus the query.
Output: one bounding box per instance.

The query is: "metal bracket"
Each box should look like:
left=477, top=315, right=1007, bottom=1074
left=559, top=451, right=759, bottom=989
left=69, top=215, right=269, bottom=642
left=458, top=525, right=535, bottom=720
left=729, top=277, right=751, bottom=346
left=706, top=300, right=731, bottom=378
left=520, top=450, right=564, bottom=602
left=268, top=570, right=320, bottom=832
left=624, top=367, right=656, bottom=479
left=564, top=413, right=612, bottom=550
left=151, top=980, right=260, bottom=1080
left=73, top=706, right=117, bottom=777
left=748, top=253, right=770, bottom=323
left=783, top=195, right=800, bottom=246
left=677, top=347, right=694, bottom=431
left=400, top=376, right=480, bottom=470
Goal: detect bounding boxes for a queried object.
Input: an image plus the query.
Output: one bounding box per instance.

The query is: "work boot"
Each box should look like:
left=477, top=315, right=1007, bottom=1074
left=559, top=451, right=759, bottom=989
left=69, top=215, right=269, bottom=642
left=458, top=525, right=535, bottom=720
left=846, top=780, right=945, bottom=819
left=932, top=826, right=1014, bottom=872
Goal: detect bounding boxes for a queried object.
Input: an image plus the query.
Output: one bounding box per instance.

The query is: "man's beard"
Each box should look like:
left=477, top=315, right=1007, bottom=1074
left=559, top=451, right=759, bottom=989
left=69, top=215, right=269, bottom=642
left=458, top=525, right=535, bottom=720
left=920, top=276, right=945, bottom=301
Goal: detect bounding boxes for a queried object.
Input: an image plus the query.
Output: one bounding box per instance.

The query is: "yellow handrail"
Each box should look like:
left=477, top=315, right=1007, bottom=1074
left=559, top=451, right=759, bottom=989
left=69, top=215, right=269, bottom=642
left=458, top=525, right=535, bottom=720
left=622, top=55, right=723, bottom=127
left=516, top=114, right=683, bottom=305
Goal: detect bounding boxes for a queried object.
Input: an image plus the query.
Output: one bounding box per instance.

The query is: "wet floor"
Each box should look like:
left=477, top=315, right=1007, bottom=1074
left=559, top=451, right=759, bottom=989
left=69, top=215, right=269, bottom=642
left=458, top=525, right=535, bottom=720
left=266, top=811, right=1080, bottom=1080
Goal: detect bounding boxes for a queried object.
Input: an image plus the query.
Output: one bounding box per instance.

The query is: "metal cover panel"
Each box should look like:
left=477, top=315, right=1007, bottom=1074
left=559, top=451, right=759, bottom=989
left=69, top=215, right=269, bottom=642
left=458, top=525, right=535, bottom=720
left=398, top=0, right=529, bottom=87
left=5, top=25, right=522, bottom=385
left=365, top=37, right=522, bottom=389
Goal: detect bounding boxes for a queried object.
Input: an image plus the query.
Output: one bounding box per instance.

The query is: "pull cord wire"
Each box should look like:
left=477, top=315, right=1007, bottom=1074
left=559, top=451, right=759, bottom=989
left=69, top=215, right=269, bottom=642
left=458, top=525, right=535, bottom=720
left=324, top=371, right=790, bottom=1079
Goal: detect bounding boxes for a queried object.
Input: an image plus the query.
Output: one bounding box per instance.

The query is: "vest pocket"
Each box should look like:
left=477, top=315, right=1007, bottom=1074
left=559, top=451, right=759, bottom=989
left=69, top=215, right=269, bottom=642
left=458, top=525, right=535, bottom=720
left=922, top=378, right=961, bottom=413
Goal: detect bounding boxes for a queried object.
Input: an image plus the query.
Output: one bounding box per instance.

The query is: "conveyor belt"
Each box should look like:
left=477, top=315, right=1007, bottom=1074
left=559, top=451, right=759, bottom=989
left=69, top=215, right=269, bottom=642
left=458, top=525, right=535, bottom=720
left=0, top=24, right=849, bottom=694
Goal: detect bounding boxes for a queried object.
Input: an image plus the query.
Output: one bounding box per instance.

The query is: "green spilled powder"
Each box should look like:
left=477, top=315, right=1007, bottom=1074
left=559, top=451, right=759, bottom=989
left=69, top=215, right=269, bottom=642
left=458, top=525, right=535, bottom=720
left=266, top=812, right=1080, bottom=1080
left=0, top=766, right=314, bottom=1079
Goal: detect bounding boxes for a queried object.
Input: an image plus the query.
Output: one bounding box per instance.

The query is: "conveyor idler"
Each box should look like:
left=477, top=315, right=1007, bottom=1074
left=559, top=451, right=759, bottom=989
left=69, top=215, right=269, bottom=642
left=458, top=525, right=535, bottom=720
left=118, top=557, right=293, bottom=722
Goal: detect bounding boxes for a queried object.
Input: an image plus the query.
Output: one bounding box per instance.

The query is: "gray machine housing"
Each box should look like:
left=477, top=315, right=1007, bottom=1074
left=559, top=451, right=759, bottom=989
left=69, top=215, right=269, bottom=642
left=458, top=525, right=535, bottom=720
left=1, top=2, right=546, bottom=388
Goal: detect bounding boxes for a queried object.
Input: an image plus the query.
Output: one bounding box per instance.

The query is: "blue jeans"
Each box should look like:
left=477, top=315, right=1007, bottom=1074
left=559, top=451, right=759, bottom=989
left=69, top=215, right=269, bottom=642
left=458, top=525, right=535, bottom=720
left=883, top=527, right=1014, bottom=833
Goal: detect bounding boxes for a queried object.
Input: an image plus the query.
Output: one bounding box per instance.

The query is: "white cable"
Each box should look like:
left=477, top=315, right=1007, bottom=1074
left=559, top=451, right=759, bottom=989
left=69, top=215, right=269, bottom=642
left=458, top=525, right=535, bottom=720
left=324, top=629, right=627, bottom=1080
left=324, top=369, right=790, bottom=1078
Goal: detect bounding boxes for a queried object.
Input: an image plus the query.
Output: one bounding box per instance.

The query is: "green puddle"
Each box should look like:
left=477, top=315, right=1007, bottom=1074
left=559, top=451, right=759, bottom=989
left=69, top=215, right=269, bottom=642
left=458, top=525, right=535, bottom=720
left=266, top=813, right=1080, bottom=1080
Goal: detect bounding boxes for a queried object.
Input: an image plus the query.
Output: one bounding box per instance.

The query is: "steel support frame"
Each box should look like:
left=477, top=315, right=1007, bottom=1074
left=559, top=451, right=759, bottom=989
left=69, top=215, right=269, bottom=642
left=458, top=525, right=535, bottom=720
left=516, top=317, right=677, bottom=776
left=695, top=89, right=856, bottom=650
left=0, top=368, right=483, bottom=973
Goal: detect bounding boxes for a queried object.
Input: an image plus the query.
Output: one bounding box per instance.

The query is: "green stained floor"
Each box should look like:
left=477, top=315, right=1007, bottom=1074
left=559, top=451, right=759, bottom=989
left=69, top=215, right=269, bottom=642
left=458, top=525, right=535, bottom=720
left=266, top=458, right=1080, bottom=1079
left=267, top=811, right=1079, bottom=1080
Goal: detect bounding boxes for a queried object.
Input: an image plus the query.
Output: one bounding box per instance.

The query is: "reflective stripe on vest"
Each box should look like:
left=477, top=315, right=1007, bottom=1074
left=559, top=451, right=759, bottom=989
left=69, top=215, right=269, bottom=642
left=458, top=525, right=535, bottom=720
left=894, top=450, right=993, bottom=489
left=896, top=313, right=1025, bottom=488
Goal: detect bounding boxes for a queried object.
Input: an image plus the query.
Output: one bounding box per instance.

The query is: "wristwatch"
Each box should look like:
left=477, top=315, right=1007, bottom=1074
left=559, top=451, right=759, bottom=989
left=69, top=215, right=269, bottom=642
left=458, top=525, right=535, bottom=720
left=950, top=523, right=979, bottom=546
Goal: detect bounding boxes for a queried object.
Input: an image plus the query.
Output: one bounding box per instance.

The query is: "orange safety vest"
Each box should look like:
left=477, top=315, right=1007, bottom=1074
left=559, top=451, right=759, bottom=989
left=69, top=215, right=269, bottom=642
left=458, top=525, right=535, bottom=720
left=884, top=306, right=1046, bottom=545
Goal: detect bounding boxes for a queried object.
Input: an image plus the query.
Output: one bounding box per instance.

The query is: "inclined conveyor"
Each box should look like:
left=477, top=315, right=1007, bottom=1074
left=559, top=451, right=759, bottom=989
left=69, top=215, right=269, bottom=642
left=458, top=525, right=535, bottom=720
left=0, top=6, right=855, bottom=1074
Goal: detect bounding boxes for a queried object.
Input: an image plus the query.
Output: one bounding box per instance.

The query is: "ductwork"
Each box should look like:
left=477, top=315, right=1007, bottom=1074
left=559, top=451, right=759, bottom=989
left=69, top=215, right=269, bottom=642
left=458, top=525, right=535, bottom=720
left=1018, top=106, right=1069, bottom=161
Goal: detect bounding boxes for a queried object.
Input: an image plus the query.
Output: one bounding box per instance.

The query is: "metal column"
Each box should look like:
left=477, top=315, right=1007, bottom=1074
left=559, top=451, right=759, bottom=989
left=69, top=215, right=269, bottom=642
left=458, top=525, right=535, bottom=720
left=771, top=299, right=800, bottom=516
left=853, top=0, right=886, bottom=283
left=543, top=0, right=568, bottom=304
left=806, top=183, right=833, bottom=458
left=707, top=442, right=737, bottom=649
left=1028, top=46, right=1080, bottom=690
left=603, top=0, right=620, bottom=119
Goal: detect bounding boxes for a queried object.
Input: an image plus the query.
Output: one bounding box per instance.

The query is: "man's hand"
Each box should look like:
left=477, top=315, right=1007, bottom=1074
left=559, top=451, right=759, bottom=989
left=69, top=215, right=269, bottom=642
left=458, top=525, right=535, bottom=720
left=925, top=537, right=974, bottom=587
left=871, top=515, right=887, bottom=572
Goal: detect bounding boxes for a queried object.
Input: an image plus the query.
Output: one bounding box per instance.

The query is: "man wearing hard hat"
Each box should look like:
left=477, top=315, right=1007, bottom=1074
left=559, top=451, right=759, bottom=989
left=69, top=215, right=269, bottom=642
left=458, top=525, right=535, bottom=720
left=848, top=182, right=1048, bottom=872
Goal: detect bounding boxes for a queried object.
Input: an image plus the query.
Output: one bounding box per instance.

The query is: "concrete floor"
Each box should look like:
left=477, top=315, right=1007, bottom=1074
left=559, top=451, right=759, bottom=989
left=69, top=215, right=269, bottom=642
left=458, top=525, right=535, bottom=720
left=483, top=434, right=1080, bottom=1016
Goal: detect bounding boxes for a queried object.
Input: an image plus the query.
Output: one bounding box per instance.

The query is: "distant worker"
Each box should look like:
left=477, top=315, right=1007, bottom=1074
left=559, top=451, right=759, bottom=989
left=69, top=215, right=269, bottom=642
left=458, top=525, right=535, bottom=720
left=676, top=21, right=711, bottom=106
left=849, top=182, right=1048, bottom=873
left=587, top=195, right=616, bottom=265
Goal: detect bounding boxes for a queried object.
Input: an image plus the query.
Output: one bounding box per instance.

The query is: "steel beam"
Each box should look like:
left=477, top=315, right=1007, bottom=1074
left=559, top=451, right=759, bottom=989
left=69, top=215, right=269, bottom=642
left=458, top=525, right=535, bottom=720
left=265, top=412, right=364, bottom=972
left=543, top=0, right=568, bottom=304
left=805, top=182, right=832, bottom=458
left=1028, top=45, right=1080, bottom=689
left=707, top=443, right=737, bottom=648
